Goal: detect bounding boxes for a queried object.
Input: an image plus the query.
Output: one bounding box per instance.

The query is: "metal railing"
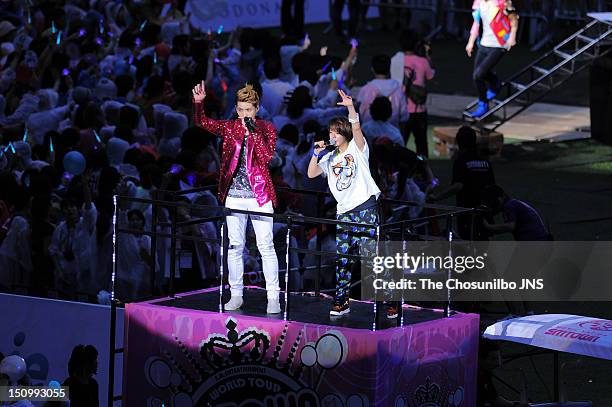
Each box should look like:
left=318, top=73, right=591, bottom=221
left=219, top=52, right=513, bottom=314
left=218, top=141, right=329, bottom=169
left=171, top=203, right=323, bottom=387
left=106, top=185, right=481, bottom=405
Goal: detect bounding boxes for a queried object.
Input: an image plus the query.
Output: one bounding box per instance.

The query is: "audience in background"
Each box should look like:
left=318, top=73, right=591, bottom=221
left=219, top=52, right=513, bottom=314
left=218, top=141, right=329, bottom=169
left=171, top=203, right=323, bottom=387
left=0, top=0, right=526, bottom=305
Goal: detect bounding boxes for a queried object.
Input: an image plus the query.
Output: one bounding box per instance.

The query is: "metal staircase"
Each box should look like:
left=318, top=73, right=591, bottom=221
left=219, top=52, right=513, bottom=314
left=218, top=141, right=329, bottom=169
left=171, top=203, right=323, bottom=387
left=463, top=14, right=612, bottom=132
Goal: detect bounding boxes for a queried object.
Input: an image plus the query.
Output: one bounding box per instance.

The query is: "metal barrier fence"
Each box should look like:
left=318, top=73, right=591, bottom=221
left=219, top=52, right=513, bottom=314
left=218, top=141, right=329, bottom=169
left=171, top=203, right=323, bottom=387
left=110, top=186, right=478, bottom=311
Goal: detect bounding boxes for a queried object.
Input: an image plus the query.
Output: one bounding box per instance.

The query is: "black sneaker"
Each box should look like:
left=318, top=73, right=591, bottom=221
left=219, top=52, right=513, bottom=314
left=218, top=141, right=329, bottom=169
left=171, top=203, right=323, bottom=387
left=386, top=305, right=399, bottom=319
left=330, top=299, right=350, bottom=316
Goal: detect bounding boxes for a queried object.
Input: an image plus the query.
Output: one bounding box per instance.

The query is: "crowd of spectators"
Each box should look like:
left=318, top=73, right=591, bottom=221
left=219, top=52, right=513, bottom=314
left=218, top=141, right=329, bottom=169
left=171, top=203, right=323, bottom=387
left=0, top=0, right=550, bottom=304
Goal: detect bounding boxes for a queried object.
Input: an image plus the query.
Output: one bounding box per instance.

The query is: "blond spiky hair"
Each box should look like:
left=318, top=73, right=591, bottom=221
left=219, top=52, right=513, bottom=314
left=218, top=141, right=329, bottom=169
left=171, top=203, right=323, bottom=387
left=236, top=84, right=259, bottom=107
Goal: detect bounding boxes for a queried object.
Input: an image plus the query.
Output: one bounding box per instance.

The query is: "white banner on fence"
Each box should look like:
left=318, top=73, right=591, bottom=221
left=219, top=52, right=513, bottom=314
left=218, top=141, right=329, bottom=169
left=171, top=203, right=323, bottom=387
left=186, top=0, right=379, bottom=32
left=0, top=294, right=124, bottom=406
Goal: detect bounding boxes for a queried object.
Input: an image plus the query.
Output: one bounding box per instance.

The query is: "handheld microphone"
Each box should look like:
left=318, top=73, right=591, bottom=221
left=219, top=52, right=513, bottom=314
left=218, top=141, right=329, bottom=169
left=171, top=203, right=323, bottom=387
left=244, top=117, right=256, bottom=133
left=313, top=139, right=336, bottom=148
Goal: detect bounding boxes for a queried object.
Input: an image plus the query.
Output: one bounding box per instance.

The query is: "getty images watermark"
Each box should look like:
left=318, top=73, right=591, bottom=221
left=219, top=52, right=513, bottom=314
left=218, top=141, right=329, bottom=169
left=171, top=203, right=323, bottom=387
left=361, top=242, right=612, bottom=302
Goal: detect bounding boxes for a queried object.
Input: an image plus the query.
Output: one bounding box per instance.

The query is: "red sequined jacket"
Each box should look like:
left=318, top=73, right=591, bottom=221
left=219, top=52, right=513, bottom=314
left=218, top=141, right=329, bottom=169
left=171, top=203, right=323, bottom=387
left=193, top=101, right=277, bottom=207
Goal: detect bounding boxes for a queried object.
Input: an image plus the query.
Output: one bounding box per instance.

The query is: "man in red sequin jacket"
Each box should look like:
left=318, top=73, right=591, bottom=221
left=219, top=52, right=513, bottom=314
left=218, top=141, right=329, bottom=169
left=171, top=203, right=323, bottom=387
left=192, top=81, right=281, bottom=314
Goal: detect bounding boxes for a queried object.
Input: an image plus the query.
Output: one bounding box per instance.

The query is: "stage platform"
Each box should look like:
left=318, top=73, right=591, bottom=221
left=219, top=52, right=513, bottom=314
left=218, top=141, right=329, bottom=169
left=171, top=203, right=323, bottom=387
left=154, top=287, right=447, bottom=330
left=428, top=93, right=591, bottom=142
left=123, top=287, right=480, bottom=406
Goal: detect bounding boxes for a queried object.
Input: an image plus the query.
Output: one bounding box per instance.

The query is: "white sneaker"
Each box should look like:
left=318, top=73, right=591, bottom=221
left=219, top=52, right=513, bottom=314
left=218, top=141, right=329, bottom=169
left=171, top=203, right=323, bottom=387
left=267, top=298, right=281, bottom=314
left=224, top=296, right=243, bottom=311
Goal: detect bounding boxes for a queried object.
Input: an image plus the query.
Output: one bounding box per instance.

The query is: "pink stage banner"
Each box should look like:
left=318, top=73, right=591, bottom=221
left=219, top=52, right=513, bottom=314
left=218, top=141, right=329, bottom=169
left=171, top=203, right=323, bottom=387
left=124, top=298, right=479, bottom=406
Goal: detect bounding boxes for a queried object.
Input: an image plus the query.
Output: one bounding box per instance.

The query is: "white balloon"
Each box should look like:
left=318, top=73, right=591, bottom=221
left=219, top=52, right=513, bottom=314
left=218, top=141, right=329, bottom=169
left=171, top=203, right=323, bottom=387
left=316, top=334, right=343, bottom=369
left=320, top=394, right=343, bottom=407
left=148, top=359, right=171, bottom=388
left=0, top=355, right=27, bottom=382
left=347, top=394, right=367, bottom=407
left=453, top=387, right=464, bottom=406
left=173, top=392, right=193, bottom=407
left=299, top=345, right=317, bottom=367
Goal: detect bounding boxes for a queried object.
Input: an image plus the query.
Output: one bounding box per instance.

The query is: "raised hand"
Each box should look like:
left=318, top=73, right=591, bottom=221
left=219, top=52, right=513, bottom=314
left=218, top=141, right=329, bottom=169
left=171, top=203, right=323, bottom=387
left=313, top=140, right=326, bottom=156
left=192, top=80, right=206, bottom=102
left=336, top=89, right=353, bottom=107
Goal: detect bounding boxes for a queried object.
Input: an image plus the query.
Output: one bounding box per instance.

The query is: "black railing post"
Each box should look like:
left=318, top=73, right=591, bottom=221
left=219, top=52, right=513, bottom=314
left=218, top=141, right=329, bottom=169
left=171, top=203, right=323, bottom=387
left=315, top=192, right=323, bottom=297
left=150, top=190, right=158, bottom=295
left=445, top=214, right=454, bottom=317
left=169, top=202, right=178, bottom=297
left=284, top=216, right=292, bottom=320
left=108, top=194, right=119, bottom=407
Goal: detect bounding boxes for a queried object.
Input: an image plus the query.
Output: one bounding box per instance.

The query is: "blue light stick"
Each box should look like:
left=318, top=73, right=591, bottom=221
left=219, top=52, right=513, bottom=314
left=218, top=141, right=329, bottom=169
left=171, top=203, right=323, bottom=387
left=154, top=51, right=157, bottom=64
left=27, top=11, right=31, bottom=25
left=140, top=20, right=147, bottom=31
left=321, top=61, right=331, bottom=73
left=217, top=25, right=223, bottom=35
left=50, top=137, right=54, bottom=153
left=51, top=21, right=56, bottom=34
left=331, top=67, right=336, bottom=81
left=94, top=130, right=102, bottom=144
left=99, top=17, right=104, bottom=34
left=56, top=31, right=62, bottom=46
left=23, top=128, right=28, bottom=141
left=10, top=143, right=15, bottom=154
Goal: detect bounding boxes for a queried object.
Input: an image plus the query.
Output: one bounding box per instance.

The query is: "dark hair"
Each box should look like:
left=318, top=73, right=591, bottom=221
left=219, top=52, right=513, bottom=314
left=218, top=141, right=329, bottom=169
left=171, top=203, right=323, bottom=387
left=144, top=75, right=164, bottom=99
left=239, top=27, right=256, bottom=54
left=119, top=105, right=139, bottom=130
left=371, top=54, right=391, bottom=76
left=263, top=57, right=281, bottom=79
left=68, top=345, right=98, bottom=377
left=123, top=148, right=142, bottom=166
left=370, top=96, right=393, bottom=122
left=456, top=126, right=477, bottom=150
left=171, top=34, right=190, bottom=55
left=291, top=52, right=310, bottom=77
left=171, top=70, right=194, bottom=94
left=139, top=163, right=162, bottom=190
left=115, top=75, right=134, bottom=97
left=303, top=120, right=321, bottom=137
left=176, top=149, right=197, bottom=171
left=118, top=30, right=134, bottom=49
left=127, top=209, right=146, bottom=225
left=400, top=29, right=420, bottom=52
left=299, top=66, right=319, bottom=87
left=141, top=22, right=161, bottom=46
left=82, top=102, right=104, bottom=129
left=328, top=117, right=353, bottom=142
left=278, top=124, right=299, bottom=146
left=483, top=184, right=507, bottom=211
left=12, top=187, right=31, bottom=211
left=286, top=86, right=312, bottom=119
left=60, top=197, right=78, bottom=212
left=394, top=147, right=419, bottom=199
left=182, top=126, right=214, bottom=152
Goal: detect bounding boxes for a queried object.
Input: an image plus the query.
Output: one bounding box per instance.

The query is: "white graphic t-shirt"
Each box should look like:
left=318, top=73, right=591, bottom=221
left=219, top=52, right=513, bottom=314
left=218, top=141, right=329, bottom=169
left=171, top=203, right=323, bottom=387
left=318, top=139, right=381, bottom=214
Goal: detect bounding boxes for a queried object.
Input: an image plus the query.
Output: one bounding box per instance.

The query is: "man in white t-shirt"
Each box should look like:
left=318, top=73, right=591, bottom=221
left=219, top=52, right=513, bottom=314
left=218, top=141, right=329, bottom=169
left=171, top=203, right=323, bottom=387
left=307, top=90, right=398, bottom=318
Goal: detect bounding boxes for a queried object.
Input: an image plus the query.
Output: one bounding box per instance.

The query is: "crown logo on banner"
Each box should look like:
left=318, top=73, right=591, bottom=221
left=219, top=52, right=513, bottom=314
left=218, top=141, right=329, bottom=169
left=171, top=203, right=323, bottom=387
left=199, top=318, right=271, bottom=369
left=414, top=377, right=442, bottom=406
left=142, top=317, right=379, bottom=406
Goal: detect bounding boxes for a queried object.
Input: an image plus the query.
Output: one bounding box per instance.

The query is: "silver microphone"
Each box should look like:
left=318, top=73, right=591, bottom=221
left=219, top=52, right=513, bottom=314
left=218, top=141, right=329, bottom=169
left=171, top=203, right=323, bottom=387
left=313, top=139, right=336, bottom=147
